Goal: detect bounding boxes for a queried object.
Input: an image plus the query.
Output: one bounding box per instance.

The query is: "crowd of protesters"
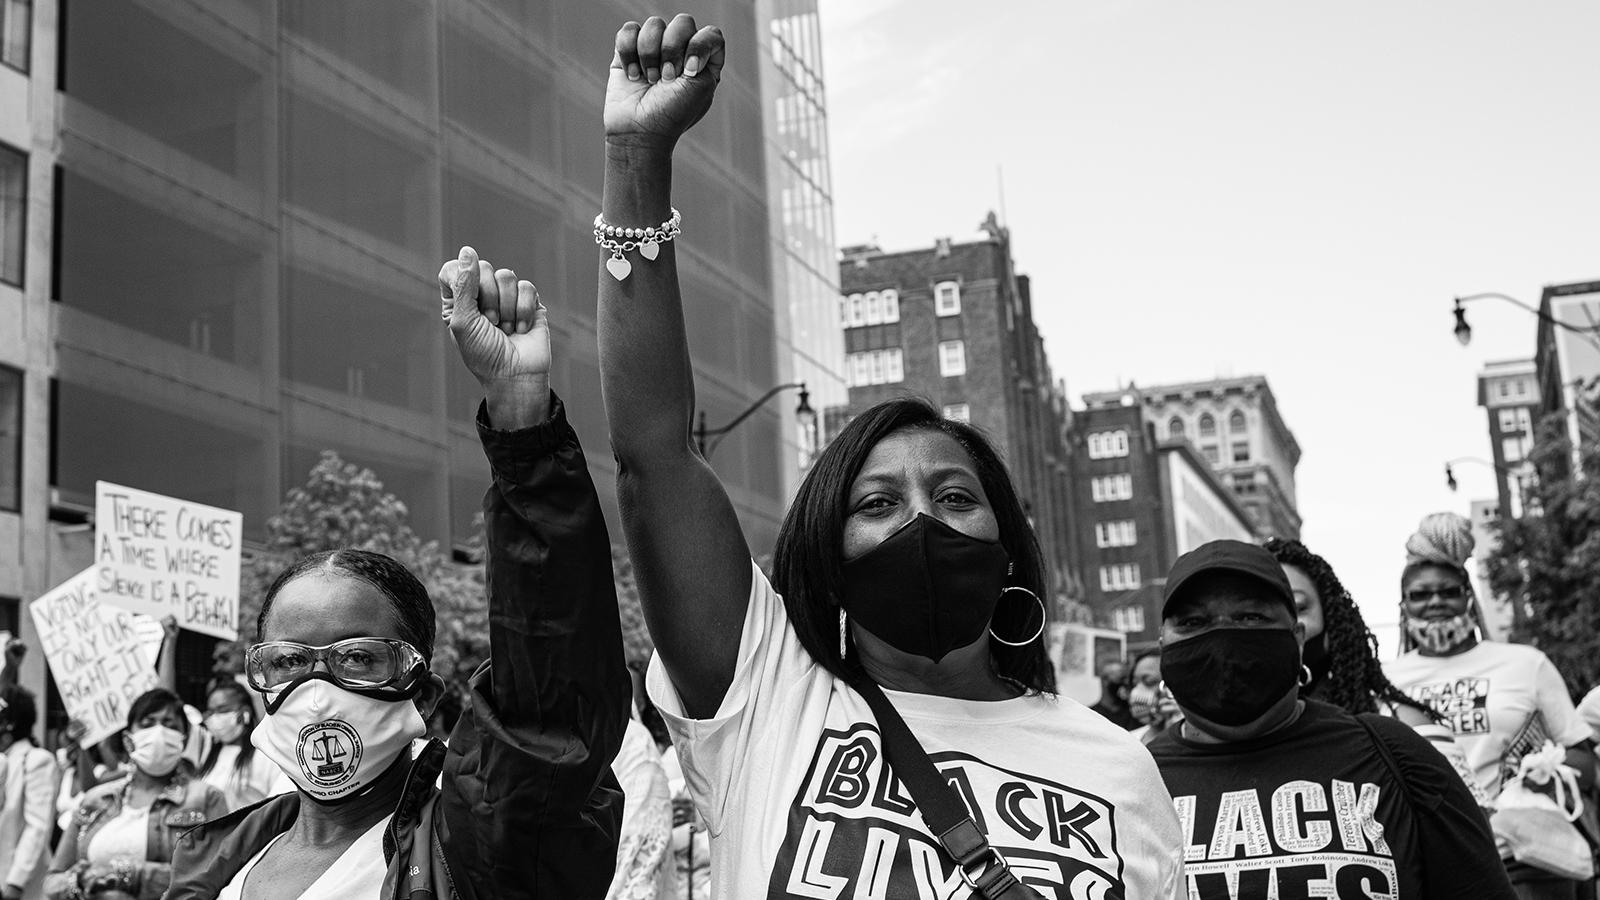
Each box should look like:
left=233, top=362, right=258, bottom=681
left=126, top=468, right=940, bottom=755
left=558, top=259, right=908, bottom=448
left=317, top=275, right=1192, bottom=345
left=0, top=11, right=1596, bottom=900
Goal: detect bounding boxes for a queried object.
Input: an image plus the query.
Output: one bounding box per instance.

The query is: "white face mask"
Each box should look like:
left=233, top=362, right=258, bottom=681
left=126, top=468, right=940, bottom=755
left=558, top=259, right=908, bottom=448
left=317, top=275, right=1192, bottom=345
left=128, top=725, right=186, bottom=777
left=1405, top=611, right=1477, bottom=654
left=253, top=679, right=425, bottom=801
left=204, top=711, right=246, bottom=744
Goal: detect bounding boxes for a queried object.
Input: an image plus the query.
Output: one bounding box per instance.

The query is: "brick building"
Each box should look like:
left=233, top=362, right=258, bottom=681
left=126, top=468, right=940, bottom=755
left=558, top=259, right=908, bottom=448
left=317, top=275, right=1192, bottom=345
left=1476, top=358, right=1539, bottom=519
left=835, top=219, right=1078, bottom=613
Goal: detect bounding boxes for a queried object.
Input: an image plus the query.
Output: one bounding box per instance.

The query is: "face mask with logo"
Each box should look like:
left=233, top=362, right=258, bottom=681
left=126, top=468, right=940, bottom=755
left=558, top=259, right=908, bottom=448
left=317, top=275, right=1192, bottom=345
left=253, top=679, right=426, bottom=801
left=840, top=513, right=1010, bottom=663
left=1404, top=612, right=1476, bottom=655
left=128, top=725, right=186, bottom=777
left=1161, top=628, right=1301, bottom=727
left=204, top=711, right=247, bottom=745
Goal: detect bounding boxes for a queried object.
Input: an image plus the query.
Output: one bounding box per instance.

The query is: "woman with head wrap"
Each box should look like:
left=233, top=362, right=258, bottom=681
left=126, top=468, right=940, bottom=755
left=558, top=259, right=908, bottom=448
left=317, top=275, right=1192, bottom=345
left=1384, top=512, right=1596, bottom=900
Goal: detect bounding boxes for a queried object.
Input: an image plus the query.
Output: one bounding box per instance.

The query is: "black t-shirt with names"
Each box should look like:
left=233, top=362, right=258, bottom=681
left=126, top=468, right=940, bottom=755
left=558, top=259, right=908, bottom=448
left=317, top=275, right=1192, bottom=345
left=1148, top=700, right=1514, bottom=900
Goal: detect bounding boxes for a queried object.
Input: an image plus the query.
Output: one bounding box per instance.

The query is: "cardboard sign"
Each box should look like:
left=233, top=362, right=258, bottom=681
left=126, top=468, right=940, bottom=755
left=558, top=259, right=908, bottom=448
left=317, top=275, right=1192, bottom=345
left=130, top=614, right=167, bottom=672
left=94, top=481, right=242, bottom=640
left=31, top=568, right=162, bottom=748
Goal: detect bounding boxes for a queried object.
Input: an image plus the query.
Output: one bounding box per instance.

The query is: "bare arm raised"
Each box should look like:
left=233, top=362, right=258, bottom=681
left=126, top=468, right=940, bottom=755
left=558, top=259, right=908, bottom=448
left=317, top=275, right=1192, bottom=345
left=598, top=14, right=747, bottom=720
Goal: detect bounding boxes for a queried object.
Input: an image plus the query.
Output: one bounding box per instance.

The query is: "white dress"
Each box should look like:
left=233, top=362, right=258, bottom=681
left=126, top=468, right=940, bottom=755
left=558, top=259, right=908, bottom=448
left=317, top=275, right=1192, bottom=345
left=217, top=814, right=392, bottom=900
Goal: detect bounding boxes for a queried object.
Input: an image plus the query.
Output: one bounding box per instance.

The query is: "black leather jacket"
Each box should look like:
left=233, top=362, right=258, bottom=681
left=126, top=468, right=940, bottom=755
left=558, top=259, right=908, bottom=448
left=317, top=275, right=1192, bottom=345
left=165, top=396, right=629, bottom=900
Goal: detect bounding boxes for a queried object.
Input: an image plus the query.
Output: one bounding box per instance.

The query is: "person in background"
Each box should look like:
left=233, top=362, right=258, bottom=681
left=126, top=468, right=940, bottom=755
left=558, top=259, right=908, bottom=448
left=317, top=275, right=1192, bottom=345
left=1147, top=540, right=1516, bottom=899
left=1264, top=536, right=1489, bottom=809
left=607, top=717, right=673, bottom=900
left=45, top=689, right=227, bottom=900
left=1126, top=647, right=1182, bottom=743
left=0, top=661, right=61, bottom=900
left=196, top=681, right=288, bottom=813
left=1088, top=659, right=1138, bottom=729
left=1384, top=513, right=1596, bottom=900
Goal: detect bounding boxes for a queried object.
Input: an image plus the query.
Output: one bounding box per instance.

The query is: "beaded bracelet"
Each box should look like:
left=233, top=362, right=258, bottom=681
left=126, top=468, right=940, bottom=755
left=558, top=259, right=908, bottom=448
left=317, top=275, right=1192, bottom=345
left=594, top=208, right=682, bottom=281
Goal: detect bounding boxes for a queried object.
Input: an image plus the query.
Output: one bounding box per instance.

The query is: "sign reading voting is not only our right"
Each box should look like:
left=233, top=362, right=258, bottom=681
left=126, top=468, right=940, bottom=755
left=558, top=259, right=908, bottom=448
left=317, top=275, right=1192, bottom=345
left=93, top=481, right=242, bottom=640
left=31, top=568, right=161, bottom=748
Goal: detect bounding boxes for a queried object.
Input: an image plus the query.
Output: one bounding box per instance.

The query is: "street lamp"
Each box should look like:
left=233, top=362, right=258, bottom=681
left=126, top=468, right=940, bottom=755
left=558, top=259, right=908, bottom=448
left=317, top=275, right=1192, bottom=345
left=1451, top=292, right=1600, bottom=348
left=1444, top=456, right=1518, bottom=492
left=695, top=382, right=816, bottom=459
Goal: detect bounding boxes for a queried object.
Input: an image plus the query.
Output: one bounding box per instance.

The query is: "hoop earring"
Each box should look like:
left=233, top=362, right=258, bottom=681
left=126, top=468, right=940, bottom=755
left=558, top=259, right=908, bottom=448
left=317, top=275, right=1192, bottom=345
left=839, top=608, right=849, bottom=659
left=1298, top=664, right=1313, bottom=687
left=989, top=586, right=1046, bottom=647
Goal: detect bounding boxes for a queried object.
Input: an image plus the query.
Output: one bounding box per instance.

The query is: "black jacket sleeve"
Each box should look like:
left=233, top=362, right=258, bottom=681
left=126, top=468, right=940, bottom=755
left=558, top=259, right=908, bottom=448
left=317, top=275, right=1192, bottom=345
left=437, top=393, right=630, bottom=900
left=1361, top=715, right=1517, bottom=900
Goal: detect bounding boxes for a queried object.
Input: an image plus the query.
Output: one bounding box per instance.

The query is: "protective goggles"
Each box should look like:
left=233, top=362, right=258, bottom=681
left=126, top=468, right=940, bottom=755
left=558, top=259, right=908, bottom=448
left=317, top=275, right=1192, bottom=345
left=245, top=638, right=427, bottom=697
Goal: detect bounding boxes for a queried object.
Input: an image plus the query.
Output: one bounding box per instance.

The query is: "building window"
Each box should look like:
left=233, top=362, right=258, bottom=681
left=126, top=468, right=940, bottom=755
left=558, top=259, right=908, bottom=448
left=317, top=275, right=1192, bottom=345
left=1198, top=413, right=1216, bottom=438
left=1099, top=563, right=1142, bottom=592
left=847, top=349, right=905, bottom=387
left=1, top=0, right=26, bottom=72
left=1087, top=430, right=1130, bottom=459
left=938, top=340, right=966, bottom=376
left=1498, top=381, right=1510, bottom=398
left=0, top=366, right=17, bottom=512
left=1201, top=444, right=1220, bottom=465
left=1503, top=437, right=1524, bottom=464
left=1167, top=416, right=1185, bottom=439
left=0, top=144, right=23, bottom=287
left=1095, top=520, right=1137, bottom=548
left=1111, top=605, right=1146, bottom=634
left=881, top=289, right=900, bottom=323
left=1498, top=408, right=1518, bottom=432
left=1231, top=441, right=1250, bottom=463
left=1229, top=410, right=1247, bottom=433
left=1516, top=408, right=1532, bottom=433
left=942, top=403, right=970, bottom=423
left=1091, top=474, right=1133, bottom=502
left=934, top=280, right=961, bottom=317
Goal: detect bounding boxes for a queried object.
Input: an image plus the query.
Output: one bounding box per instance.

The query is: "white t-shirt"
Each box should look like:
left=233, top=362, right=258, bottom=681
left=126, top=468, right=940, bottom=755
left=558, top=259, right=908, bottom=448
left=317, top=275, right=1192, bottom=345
left=217, top=814, right=391, bottom=900
left=647, top=562, right=1185, bottom=899
left=1385, top=640, right=1589, bottom=797
left=204, top=745, right=294, bottom=812
left=85, top=802, right=149, bottom=866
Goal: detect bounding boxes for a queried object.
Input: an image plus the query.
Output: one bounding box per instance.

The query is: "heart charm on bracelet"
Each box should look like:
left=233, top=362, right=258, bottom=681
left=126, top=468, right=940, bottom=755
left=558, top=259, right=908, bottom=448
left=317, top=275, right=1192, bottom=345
left=606, top=255, right=632, bottom=281
left=639, top=239, right=660, bottom=260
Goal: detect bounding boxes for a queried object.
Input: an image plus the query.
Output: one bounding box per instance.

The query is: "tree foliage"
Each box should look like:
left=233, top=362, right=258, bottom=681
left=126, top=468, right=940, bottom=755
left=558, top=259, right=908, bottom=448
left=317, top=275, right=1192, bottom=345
left=1483, top=413, right=1600, bottom=697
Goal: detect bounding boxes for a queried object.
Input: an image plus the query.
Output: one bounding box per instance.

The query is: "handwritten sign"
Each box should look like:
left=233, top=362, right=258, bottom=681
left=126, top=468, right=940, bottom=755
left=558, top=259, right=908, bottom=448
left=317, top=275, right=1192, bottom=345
left=94, top=481, right=241, bottom=640
left=31, top=568, right=162, bottom=747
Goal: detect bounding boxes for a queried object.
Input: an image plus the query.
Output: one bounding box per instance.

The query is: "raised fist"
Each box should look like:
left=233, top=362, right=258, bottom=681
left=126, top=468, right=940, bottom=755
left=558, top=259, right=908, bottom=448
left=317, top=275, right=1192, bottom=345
left=440, top=247, right=551, bottom=390
left=605, top=14, right=726, bottom=148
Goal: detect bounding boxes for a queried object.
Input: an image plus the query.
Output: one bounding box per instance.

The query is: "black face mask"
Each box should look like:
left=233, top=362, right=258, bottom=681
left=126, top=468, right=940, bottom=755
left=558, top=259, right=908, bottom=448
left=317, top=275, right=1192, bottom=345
left=1161, top=628, right=1300, bottom=727
left=1301, top=632, right=1328, bottom=694
left=840, top=514, right=1010, bottom=662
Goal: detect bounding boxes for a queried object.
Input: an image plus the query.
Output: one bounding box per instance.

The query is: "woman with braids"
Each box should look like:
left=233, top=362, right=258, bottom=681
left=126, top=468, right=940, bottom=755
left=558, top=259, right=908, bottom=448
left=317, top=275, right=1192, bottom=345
left=595, top=13, right=1183, bottom=897
left=1263, top=537, right=1489, bottom=807
left=1384, top=513, right=1596, bottom=900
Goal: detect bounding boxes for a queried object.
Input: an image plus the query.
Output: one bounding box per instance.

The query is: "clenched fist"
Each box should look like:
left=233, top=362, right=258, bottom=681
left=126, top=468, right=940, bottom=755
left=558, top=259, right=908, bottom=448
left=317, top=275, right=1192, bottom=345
left=605, top=14, right=726, bottom=149
left=440, top=246, right=550, bottom=390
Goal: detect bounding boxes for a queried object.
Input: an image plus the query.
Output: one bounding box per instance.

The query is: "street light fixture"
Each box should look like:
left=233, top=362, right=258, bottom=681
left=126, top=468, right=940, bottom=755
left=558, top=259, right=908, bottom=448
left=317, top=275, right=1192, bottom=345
left=1444, top=456, right=1519, bottom=492
left=1451, top=292, right=1600, bottom=349
left=695, top=382, right=816, bottom=459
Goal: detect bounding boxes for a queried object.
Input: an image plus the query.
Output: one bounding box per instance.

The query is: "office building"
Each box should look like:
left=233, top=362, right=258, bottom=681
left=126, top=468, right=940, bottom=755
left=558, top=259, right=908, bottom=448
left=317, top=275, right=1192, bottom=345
left=1533, top=280, right=1600, bottom=466
left=1476, top=358, right=1539, bottom=518
left=0, top=0, right=841, bottom=708
left=836, top=221, right=1077, bottom=613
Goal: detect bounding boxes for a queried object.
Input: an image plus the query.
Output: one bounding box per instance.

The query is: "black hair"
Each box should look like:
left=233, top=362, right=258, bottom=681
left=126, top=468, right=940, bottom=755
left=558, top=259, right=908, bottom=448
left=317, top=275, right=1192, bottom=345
left=772, top=397, right=1055, bottom=692
left=1267, top=538, right=1437, bottom=719
left=259, top=549, right=435, bottom=661
left=199, top=679, right=256, bottom=777
left=0, top=685, right=37, bottom=744
left=127, top=688, right=189, bottom=736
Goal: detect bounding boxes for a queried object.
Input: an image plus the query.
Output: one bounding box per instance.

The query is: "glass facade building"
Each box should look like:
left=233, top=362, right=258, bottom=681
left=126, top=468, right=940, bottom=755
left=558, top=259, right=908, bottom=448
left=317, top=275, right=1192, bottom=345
left=2, top=0, right=841, bottom=706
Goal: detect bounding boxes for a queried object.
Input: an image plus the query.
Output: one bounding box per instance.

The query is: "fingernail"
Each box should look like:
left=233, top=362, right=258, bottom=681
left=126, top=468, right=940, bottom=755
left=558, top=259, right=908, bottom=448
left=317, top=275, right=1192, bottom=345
left=684, top=56, right=701, bottom=77
left=662, top=61, right=676, bottom=81
left=646, top=66, right=661, bottom=83
left=459, top=246, right=474, bottom=265
left=627, top=64, right=641, bottom=81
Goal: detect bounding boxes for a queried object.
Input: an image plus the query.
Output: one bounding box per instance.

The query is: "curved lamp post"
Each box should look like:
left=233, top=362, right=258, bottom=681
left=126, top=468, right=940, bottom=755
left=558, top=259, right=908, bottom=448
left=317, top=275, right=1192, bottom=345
left=1443, top=456, right=1519, bottom=492
left=1452, top=292, right=1600, bottom=348
left=695, top=382, right=816, bottom=459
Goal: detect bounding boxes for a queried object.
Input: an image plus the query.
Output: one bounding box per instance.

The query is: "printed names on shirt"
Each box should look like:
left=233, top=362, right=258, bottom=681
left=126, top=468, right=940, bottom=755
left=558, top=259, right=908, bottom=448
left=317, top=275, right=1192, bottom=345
left=768, top=725, right=1127, bottom=900
left=1172, top=781, right=1397, bottom=900
left=1404, top=678, right=1491, bottom=735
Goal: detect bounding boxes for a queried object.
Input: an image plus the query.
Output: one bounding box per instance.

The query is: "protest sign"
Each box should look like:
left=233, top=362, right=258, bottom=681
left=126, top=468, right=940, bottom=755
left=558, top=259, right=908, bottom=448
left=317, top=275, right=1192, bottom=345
left=131, top=614, right=167, bottom=671
left=94, top=481, right=242, bottom=640
left=31, top=568, right=162, bottom=747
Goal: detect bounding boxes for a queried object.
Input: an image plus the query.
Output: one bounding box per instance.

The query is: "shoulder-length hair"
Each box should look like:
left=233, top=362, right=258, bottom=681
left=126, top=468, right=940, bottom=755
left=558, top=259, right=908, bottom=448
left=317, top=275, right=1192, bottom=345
left=772, top=397, right=1055, bottom=692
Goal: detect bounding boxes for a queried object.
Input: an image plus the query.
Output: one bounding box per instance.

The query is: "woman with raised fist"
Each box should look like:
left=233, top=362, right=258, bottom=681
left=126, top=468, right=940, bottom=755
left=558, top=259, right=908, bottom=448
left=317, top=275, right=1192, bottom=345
left=596, top=14, right=1182, bottom=898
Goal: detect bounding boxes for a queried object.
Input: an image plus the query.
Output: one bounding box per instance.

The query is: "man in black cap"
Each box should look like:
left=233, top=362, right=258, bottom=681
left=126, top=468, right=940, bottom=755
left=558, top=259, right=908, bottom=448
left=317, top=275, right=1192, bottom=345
left=1144, top=539, right=1515, bottom=900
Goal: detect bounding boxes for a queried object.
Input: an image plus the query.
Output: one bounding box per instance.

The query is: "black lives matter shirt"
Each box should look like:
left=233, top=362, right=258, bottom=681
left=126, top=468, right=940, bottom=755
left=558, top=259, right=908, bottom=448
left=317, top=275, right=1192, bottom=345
left=1148, top=700, right=1514, bottom=900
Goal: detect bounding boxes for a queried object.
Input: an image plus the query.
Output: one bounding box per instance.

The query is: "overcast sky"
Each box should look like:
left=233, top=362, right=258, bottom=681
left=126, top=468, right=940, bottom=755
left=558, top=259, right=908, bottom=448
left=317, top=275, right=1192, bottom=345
left=815, top=0, right=1600, bottom=656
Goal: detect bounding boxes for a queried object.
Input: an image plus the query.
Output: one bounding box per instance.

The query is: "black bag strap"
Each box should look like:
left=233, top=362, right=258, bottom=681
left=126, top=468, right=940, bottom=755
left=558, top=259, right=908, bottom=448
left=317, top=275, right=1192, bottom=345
left=850, top=675, right=1047, bottom=900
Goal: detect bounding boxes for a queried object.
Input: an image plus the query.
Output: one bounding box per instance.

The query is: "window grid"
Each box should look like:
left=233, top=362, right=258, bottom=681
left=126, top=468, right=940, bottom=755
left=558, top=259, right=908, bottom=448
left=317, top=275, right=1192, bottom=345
left=1095, top=520, right=1137, bottom=548
left=1099, top=563, right=1142, bottom=592
left=934, top=280, right=961, bottom=316
left=0, top=143, right=24, bottom=286
left=846, top=349, right=905, bottom=387
left=942, top=403, right=970, bottom=423
left=1090, top=474, right=1133, bottom=502
left=938, top=340, right=966, bottom=377
left=1, top=0, right=27, bottom=73
left=1087, top=430, right=1130, bottom=459
left=1111, top=605, right=1146, bottom=634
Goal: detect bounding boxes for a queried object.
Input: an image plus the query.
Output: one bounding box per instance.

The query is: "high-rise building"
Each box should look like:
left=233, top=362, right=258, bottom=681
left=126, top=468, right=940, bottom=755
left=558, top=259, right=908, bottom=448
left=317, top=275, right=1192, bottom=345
left=1085, top=375, right=1302, bottom=540
left=1476, top=358, right=1539, bottom=518
left=1066, top=388, right=1255, bottom=647
left=835, top=221, right=1077, bottom=613
left=1533, top=280, right=1600, bottom=464
left=0, top=0, right=840, bottom=708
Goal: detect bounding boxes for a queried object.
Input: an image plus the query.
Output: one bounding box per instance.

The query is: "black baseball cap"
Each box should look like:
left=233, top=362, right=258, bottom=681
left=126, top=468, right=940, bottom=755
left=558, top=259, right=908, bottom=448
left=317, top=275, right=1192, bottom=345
left=1161, top=540, right=1295, bottom=618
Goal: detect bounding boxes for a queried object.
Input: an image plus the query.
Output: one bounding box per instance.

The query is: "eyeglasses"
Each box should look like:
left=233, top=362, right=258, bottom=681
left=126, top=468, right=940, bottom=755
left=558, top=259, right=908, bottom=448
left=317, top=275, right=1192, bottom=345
left=1403, top=585, right=1467, bottom=603
left=245, top=638, right=426, bottom=693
